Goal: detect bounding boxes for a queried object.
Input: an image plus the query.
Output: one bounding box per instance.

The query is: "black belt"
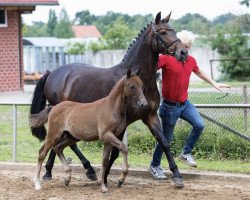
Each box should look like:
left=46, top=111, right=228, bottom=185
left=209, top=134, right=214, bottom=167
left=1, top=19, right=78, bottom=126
left=163, top=99, right=185, bottom=106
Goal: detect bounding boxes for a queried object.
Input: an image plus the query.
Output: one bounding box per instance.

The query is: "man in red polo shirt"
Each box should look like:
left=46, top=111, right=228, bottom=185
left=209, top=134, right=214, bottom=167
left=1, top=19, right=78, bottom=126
left=149, top=30, right=230, bottom=180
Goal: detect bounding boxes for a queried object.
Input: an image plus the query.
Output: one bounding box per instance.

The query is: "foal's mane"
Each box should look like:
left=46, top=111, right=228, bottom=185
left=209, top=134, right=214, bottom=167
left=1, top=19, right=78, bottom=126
left=108, top=74, right=137, bottom=98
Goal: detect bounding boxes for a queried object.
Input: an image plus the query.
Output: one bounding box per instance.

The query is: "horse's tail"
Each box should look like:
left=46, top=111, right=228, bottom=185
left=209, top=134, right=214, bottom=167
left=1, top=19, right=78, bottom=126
left=30, top=71, right=50, bottom=141
left=30, top=106, right=53, bottom=128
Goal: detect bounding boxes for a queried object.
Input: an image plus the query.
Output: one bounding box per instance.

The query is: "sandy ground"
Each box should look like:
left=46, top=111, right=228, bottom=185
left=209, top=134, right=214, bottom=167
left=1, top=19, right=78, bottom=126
left=0, top=162, right=249, bottom=200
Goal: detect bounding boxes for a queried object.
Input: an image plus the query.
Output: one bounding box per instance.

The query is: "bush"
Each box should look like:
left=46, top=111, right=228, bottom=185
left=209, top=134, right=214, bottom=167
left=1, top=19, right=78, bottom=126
left=78, top=120, right=249, bottom=160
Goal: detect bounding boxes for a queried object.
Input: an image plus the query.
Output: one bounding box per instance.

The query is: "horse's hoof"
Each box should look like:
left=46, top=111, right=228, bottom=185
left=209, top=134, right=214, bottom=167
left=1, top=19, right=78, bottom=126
left=171, top=177, right=184, bottom=188
left=86, top=168, right=97, bottom=181
left=117, top=180, right=123, bottom=188
left=42, top=171, right=52, bottom=181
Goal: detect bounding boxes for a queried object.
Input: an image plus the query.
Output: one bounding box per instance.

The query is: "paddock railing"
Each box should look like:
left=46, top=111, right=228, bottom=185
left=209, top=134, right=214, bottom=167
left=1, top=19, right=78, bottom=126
left=0, top=102, right=249, bottom=162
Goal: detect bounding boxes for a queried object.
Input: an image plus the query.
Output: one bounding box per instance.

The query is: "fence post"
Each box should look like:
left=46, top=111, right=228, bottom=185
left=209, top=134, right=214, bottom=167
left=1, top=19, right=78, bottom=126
left=45, top=47, right=50, bottom=71
left=122, top=131, right=128, bottom=147
left=243, top=85, right=248, bottom=131
left=51, top=47, right=56, bottom=70
left=59, top=47, right=65, bottom=66
left=209, top=60, right=214, bottom=80
left=12, top=104, right=17, bottom=162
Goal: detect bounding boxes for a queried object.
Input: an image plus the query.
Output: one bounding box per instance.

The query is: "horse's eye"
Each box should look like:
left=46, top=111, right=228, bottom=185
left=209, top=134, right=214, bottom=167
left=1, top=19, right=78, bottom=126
left=130, top=85, right=135, bottom=89
left=161, top=32, right=167, bottom=35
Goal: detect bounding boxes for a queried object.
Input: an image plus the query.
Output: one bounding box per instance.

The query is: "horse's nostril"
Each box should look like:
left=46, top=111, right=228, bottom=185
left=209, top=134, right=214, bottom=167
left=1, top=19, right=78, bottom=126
left=180, top=49, right=186, bottom=55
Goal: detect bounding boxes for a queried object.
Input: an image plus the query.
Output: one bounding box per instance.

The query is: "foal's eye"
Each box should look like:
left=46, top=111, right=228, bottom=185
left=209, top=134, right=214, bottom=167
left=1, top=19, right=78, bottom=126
left=130, top=85, right=135, bottom=89
left=161, top=31, right=167, bottom=35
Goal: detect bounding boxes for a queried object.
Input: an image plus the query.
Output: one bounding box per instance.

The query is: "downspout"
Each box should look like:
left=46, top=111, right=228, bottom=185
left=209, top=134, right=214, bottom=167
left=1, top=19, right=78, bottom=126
left=17, top=11, right=23, bottom=91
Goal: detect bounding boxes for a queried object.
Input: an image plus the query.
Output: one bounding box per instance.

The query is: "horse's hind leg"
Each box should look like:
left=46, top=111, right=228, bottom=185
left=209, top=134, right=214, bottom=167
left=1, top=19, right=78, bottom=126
left=70, top=142, right=97, bottom=181
left=33, top=140, right=54, bottom=190
left=53, top=136, right=76, bottom=186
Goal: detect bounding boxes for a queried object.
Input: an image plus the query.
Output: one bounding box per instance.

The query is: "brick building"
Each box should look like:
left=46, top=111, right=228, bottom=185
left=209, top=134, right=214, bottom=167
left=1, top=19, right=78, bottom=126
left=0, top=0, right=58, bottom=92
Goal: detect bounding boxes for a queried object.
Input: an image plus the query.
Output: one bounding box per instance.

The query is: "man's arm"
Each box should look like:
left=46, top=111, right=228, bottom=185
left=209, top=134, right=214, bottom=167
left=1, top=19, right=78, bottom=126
left=194, top=69, right=230, bottom=91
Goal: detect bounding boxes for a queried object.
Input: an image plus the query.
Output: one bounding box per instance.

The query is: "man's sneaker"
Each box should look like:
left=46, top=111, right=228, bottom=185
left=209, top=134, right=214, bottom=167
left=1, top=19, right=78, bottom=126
left=179, top=153, right=197, bottom=168
left=148, top=165, right=167, bottom=180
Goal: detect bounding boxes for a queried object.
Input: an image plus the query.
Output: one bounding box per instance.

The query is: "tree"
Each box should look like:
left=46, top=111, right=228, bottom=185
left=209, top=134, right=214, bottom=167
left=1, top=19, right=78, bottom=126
left=66, top=41, right=85, bottom=54
left=22, top=21, right=48, bottom=37
left=54, top=8, right=74, bottom=38
left=240, top=0, right=249, bottom=7
left=75, top=10, right=96, bottom=25
left=208, top=27, right=250, bottom=79
left=103, top=17, right=136, bottom=49
left=47, top=9, right=57, bottom=36
left=171, top=13, right=211, bottom=34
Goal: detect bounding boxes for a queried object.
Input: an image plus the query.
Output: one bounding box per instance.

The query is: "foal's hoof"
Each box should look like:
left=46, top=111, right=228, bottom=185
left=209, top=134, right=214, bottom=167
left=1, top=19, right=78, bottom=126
left=42, top=171, right=52, bottom=181
left=117, top=179, right=124, bottom=188
left=171, top=177, right=184, bottom=188
left=86, top=167, right=97, bottom=181
left=101, top=185, right=109, bottom=193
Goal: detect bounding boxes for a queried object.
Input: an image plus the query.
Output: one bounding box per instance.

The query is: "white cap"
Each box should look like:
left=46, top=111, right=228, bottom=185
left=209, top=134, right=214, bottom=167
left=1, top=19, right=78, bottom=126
left=177, top=30, right=195, bottom=46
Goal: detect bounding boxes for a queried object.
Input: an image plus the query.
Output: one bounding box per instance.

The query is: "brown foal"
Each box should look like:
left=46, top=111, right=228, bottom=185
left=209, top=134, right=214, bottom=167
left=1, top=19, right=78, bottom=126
left=30, top=69, right=147, bottom=193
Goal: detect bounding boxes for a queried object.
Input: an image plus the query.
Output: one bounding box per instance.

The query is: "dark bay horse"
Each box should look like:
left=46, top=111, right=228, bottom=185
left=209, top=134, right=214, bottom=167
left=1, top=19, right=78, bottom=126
left=31, top=69, right=147, bottom=193
left=30, top=12, right=188, bottom=187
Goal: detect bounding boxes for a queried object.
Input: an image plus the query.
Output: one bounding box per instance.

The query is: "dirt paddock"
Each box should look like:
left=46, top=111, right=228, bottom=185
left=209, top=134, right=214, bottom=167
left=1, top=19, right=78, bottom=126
left=0, top=162, right=249, bottom=200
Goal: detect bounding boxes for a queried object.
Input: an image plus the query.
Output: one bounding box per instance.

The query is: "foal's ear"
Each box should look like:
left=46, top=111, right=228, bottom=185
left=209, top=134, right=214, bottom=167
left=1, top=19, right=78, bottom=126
left=135, top=67, right=141, bottom=76
left=163, top=12, right=172, bottom=23
left=155, top=12, right=161, bottom=24
left=127, top=68, right=132, bottom=78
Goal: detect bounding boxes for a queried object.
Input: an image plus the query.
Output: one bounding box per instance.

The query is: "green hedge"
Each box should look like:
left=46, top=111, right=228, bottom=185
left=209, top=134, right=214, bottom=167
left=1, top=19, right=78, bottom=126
left=79, top=120, right=249, bottom=160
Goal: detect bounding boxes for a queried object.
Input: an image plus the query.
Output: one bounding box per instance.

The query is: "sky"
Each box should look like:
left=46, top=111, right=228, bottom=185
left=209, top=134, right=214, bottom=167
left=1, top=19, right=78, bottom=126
left=22, top=0, right=250, bottom=25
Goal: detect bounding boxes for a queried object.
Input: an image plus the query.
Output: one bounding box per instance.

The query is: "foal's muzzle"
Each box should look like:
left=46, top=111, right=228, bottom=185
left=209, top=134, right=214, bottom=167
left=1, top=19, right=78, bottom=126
left=139, top=99, right=148, bottom=109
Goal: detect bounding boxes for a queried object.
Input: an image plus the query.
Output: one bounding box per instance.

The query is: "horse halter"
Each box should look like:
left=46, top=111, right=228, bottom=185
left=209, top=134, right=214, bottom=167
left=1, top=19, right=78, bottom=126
left=152, top=23, right=181, bottom=55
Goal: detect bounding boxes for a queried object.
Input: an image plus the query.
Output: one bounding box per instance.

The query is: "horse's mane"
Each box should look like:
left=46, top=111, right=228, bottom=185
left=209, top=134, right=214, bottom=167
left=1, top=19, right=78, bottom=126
left=122, top=22, right=153, bottom=61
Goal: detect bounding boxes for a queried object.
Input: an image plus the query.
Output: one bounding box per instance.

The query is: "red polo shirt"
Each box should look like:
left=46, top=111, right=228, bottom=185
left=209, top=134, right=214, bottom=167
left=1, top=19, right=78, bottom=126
left=158, top=54, right=199, bottom=102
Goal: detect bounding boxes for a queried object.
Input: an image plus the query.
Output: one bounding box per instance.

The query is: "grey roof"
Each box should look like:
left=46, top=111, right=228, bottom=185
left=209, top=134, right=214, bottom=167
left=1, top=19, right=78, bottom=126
left=23, top=37, right=67, bottom=47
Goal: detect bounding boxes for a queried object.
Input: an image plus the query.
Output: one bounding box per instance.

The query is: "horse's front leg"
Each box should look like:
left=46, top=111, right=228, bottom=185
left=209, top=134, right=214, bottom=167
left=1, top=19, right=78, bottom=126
left=98, top=143, right=112, bottom=193
left=103, top=130, right=125, bottom=185
left=101, top=131, right=129, bottom=188
left=143, top=112, right=184, bottom=188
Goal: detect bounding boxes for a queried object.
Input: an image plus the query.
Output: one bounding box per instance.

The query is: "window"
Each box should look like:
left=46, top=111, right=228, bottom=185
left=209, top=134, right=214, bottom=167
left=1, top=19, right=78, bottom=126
left=0, top=9, right=7, bottom=27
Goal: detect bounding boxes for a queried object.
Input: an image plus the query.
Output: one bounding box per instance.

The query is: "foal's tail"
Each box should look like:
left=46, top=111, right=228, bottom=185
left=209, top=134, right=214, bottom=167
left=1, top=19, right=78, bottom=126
left=30, top=106, right=53, bottom=128
left=30, top=71, right=50, bottom=142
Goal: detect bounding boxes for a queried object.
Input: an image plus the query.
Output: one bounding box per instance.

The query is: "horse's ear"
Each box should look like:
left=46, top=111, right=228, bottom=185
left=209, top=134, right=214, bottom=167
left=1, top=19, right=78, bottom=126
left=155, top=12, right=161, bottom=24
left=127, top=68, right=132, bottom=78
left=163, top=12, right=172, bottom=23
left=136, top=67, right=141, bottom=76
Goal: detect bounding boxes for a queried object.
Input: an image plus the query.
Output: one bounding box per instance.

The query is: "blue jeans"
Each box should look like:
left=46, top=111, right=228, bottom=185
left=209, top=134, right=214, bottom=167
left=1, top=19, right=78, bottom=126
left=150, top=100, right=204, bottom=167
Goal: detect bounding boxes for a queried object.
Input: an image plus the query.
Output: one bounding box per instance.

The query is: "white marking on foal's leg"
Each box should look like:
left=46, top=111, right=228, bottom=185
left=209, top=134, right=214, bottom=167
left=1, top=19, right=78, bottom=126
left=33, top=176, right=41, bottom=190
left=101, top=183, right=108, bottom=193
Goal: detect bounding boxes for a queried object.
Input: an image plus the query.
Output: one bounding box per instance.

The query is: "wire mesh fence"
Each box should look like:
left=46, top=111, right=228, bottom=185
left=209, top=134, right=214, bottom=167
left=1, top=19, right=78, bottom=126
left=0, top=85, right=249, bottom=162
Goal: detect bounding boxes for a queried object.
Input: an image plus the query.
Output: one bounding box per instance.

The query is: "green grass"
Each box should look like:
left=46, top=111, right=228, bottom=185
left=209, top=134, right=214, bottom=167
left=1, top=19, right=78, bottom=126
left=0, top=102, right=249, bottom=174
left=189, top=81, right=250, bottom=88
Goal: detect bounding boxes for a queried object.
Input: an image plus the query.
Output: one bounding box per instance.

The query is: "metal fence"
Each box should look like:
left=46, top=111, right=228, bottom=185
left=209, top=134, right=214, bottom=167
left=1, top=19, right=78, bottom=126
left=0, top=102, right=249, bottom=162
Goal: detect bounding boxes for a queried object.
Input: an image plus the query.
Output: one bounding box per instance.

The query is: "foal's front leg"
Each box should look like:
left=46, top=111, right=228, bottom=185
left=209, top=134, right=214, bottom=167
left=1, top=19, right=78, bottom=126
left=101, top=132, right=129, bottom=188
left=98, top=143, right=111, bottom=193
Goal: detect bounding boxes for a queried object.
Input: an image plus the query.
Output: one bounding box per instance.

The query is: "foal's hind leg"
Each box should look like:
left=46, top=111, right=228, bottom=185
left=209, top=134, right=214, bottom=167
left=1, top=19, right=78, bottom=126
left=33, top=139, right=54, bottom=190
left=53, top=136, right=77, bottom=186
